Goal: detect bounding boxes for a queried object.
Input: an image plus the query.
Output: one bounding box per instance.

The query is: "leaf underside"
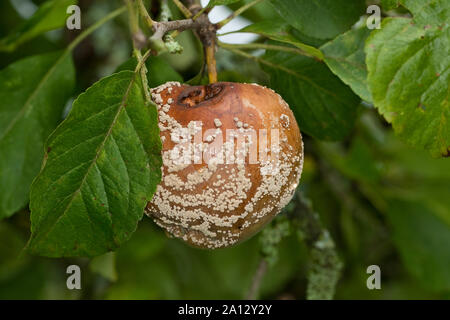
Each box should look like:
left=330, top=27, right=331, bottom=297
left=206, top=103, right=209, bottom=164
left=322, top=27, right=372, bottom=103
left=365, top=15, right=449, bottom=157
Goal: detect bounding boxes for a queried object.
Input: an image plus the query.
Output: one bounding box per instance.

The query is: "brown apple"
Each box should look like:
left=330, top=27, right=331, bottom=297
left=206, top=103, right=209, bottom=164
left=146, top=81, right=303, bottom=249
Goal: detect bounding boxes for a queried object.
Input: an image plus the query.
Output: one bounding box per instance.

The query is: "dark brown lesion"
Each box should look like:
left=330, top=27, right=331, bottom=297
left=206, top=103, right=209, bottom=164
left=178, top=83, right=224, bottom=107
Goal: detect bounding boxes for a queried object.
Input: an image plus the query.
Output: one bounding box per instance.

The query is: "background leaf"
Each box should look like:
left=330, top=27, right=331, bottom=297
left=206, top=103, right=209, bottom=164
left=106, top=220, right=306, bottom=299
left=0, top=0, right=448, bottom=301
left=28, top=71, right=162, bottom=257
left=401, top=0, right=450, bottom=25
left=381, top=0, right=400, bottom=10
left=0, top=51, right=75, bottom=219
left=116, top=56, right=183, bottom=87
left=268, top=0, right=366, bottom=40
left=321, top=27, right=372, bottom=102
left=320, top=137, right=381, bottom=183
left=0, top=0, right=77, bottom=52
left=262, top=48, right=361, bottom=140
left=365, top=17, right=450, bottom=157
left=0, top=222, right=29, bottom=282
left=387, top=199, right=450, bottom=292
left=90, top=252, right=118, bottom=282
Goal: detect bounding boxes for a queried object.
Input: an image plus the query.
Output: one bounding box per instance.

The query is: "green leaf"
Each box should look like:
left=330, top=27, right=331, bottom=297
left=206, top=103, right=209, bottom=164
left=262, top=49, right=360, bottom=140
left=0, top=51, right=75, bottom=219
left=206, top=0, right=241, bottom=8
left=233, top=20, right=324, bottom=60
left=0, top=0, right=77, bottom=52
left=387, top=199, right=450, bottom=292
left=381, top=0, right=400, bottom=10
left=401, top=0, right=450, bottom=26
left=116, top=56, right=183, bottom=87
left=365, top=18, right=450, bottom=157
left=107, top=220, right=305, bottom=299
left=28, top=71, right=162, bottom=257
left=321, top=27, right=372, bottom=102
left=269, top=0, right=366, bottom=40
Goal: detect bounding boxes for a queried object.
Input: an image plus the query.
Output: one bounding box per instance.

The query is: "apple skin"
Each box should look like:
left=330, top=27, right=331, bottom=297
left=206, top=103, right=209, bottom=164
left=146, top=81, right=303, bottom=249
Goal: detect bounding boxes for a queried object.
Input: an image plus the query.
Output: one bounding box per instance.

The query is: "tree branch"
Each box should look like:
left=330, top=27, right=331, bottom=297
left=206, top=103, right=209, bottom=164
left=246, top=259, right=268, bottom=300
left=134, top=0, right=217, bottom=83
left=148, top=18, right=203, bottom=51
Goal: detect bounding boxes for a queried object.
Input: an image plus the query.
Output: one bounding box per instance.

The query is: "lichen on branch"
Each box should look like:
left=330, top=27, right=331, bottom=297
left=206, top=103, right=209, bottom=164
left=291, top=193, right=343, bottom=300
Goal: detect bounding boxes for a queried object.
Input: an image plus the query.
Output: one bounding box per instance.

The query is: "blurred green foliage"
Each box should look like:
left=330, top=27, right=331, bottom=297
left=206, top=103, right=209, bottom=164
left=0, top=0, right=449, bottom=300
left=2, top=110, right=448, bottom=299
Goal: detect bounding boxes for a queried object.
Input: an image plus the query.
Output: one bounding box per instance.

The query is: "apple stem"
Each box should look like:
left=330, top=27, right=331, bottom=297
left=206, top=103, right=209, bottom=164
left=185, top=2, right=218, bottom=84
left=205, top=42, right=218, bottom=84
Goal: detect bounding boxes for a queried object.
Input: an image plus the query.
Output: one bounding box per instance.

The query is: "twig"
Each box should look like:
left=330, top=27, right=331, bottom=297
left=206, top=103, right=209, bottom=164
left=220, top=47, right=301, bottom=77
left=160, top=0, right=171, bottom=21
left=154, top=19, right=203, bottom=37
left=135, top=49, right=153, bottom=72
left=137, top=0, right=155, bottom=28
left=66, top=6, right=126, bottom=52
left=160, top=4, right=217, bottom=83
left=218, top=41, right=318, bottom=59
left=246, top=259, right=268, bottom=300
left=148, top=18, right=203, bottom=51
left=125, top=0, right=147, bottom=49
left=205, top=39, right=218, bottom=83
left=125, top=0, right=139, bottom=33
left=172, top=0, right=192, bottom=18
left=125, top=0, right=152, bottom=103
left=192, top=6, right=208, bottom=20
left=216, top=0, right=263, bottom=28
left=133, top=0, right=217, bottom=83
left=134, top=49, right=152, bottom=103
left=246, top=214, right=291, bottom=300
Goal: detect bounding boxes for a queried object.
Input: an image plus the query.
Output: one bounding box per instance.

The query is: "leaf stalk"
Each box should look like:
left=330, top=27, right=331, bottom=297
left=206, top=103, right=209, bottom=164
left=216, top=0, right=263, bottom=28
